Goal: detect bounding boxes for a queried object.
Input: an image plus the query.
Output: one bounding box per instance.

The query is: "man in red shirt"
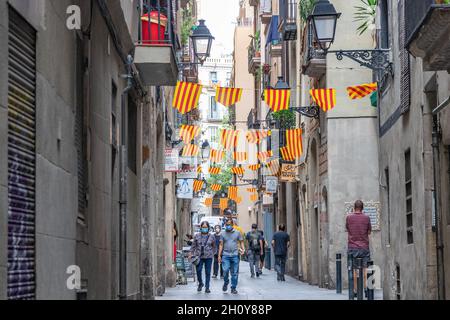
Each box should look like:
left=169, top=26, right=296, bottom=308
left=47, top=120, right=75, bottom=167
left=346, top=200, right=372, bottom=295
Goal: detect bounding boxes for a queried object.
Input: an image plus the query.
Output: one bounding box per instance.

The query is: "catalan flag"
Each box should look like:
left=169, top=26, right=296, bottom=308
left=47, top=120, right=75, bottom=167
left=173, top=81, right=203, bottom=114
left=347, top=82, right=378, bottom=100
left=197, top=165, right=202, bottom=174
left=215, top=87, right=243, bottom=107
left=264, top=89, right=291, bottom=112
left=248, top=164, right=261, bottom=171
left=258, top=150, right=273, bottom=163
left=181, top=144, right=199, bottom=157
left=209, top=149, right=225, bottom=163
left=310, top=88, right=336, bottom=112
left=267, top=159, right=280, bottom=176
left=250, top=193, right=258, bottom=202
left=193, top=179, right=204, bottom=193
left=246, top=130, right=271, bottom=144
left=204, top=198, right=213, bottom=207
left=231, top=167, right=245, bottom=176
left=233, top=152, right=248, bottom=162
left=210, top=184, right=222, bottom=192
left=228, top=186, right=238, bottom=201
left=208, top=167, right=222, bottom=175
left=220, top=129, right=239, bottom=150
left=179, top=125, right=200, bottom=144
left=285, top=128, right=303, bottom=158
left=247, top=188, right=257, bottom=193
left=220, top=198, right=229, bottom=211
left=280, top=146, right=295, bottom=161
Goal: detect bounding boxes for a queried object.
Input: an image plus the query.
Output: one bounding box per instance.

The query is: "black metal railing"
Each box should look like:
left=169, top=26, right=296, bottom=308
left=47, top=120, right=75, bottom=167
left=279, top=0, right=297, bottom=25
left=137, top=0, right=177, bottom=48
left=405, top=0, right=434, bottom=43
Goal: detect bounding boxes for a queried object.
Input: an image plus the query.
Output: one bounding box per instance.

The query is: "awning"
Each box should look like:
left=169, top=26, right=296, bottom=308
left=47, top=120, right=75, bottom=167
left=266, top=15, right=279, bottom=47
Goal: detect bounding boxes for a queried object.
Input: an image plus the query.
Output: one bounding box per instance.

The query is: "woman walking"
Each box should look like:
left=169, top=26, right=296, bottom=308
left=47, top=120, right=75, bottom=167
left=190, top=221, right=216, bottom=293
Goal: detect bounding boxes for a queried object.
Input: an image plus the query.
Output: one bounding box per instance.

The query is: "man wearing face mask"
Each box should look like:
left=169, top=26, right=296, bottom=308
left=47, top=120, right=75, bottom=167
left=190, top=221, right=215, bottom=293
left=218, top=218, right=245, bottom=294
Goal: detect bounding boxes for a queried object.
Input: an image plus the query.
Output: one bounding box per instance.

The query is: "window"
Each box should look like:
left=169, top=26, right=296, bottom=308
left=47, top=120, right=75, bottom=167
left=379, top=0, right=389, bottom=49
left=396, top=264, right=401, bottom=300
left=405, top=149, right=413, bottom=244
left=385, top=167, right=391, bottom=245
left=398, top=0, right=411, bottom=113
left=128, top=97, right=137, bottom=174
left=210, top=71, right=217, bottom=82
left=209, top=127, right=218, bottom=144
left=209, top=97, right=219, bottom=119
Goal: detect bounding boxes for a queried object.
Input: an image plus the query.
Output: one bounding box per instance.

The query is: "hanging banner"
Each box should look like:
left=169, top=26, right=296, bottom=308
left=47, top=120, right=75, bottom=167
left=165, top=148, right=179, bottom=172
left=177, top=179, right=194, bottom=199
left=280, top=163, right=297, bottom=182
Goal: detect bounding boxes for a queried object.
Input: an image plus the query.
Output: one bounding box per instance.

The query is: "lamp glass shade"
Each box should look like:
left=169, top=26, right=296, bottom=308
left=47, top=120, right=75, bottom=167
left=190, top=19, right=214, bottom=62
left=312, top=15, right=338, bottom=50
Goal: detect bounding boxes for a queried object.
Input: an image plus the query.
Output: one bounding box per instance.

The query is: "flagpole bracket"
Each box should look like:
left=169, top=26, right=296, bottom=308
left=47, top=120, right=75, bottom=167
left=290, top=106, right=320, bottom=119
left=328, top=49, right=393, bottom=77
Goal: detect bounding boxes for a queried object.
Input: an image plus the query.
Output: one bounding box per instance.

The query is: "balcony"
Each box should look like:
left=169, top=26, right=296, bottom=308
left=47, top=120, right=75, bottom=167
left=302, top=21, right=326, bottom=78
left=278, top=0, right=297, bottom=41
left=181, top=44, right=198, bottom=82
left=249, top=0, right=259, bottom=7
left=248, top=39, right=261, bottom=75
left=134, top=0, right=179, bottom=86
left=260, top=0, right=272, bottom=24
left=267, top=16, right=282, bottom=57
left=407, top=3, right=450, bottom=71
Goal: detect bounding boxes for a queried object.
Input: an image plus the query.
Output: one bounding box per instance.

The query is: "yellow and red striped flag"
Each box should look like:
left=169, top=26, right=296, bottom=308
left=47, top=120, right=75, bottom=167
left=267, top=159, right=280, bottom=176
left=231, top=167, right=245, bottom=176
left=310, top=88, right=336, bottom=112
left=215, top=87, right=243, bottom=107
left=204, top=198, right=213, bottom=207
left=280, top=146, right=295, bottom=161
left=247, top=187, right=257, bottom=193
left=233, top=152, right=248, bottom=162
left=220, top=129, right=239, bottom=150
left=250, top=193, right=258, bottom=202
left=258, top=150, right=273, bottom=163
left=228, top=186, right=238, bottom=201
left=173, top=81, right=203, bottom=114
left=182, top=144, right=199, bottom=157
left=264, top=89, right=291, bottom=112
left=220, top=198, right=229, bottom=211
left=248, top=164, right=261, bottom=171
left=209, top=149, right=225, bottom=163
left=246, top=130, right=271, bottom=144
left=347, top=82, right=377, bottom=100
left=210, top=184, right=222, bottom=192
left=193, top=179, right=204, bottom=193
left=285, top=128, right=303, bottom=158
left=197, top=165, right=202, bottom=174
left=179, top=125, right=201, bottom=144
left=208, top=167, right=222, bottom=175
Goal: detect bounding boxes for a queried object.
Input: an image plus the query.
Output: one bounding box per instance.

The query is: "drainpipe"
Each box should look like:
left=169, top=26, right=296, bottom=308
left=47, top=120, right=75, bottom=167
left=119, top=55, right=134, bottom=300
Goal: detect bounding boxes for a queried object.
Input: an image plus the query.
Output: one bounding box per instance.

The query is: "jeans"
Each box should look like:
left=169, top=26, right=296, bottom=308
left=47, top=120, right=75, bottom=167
left=247, top=250, right=261, bottom=276
left=222, top=255, right=240, bottom=289
left=213, top=255, right=223, bottom=277
left=196, top=258, right=213, bottom=289
left=275, top=255, right=287, bottom=276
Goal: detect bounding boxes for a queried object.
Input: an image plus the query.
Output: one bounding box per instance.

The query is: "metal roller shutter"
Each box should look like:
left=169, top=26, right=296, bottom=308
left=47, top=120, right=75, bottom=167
left=7, top=7, right=37, bottom=300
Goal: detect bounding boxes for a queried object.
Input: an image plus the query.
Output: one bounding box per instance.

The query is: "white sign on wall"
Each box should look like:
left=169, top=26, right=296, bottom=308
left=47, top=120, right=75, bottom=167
left=165, top=148, right=179, bottom=172
left=265, top=176, right=278, bottom=193
left=177, top=179, right=194, bottom=199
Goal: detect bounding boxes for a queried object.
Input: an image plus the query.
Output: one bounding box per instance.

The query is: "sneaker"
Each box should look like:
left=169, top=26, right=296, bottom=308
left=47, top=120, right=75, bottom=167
left=197, top=284, right=203, bottom=292
left=231, top=288, right=238, bottom=294
left=222, top=284, right=228, bottom=292
left=212, top=275, right=217, bottom=279
left=205, top=288, right=211, bottom=294
left=281, top=275, right=286, bottom=281
left=256, top=273, right=260, bottom=278
left=251, top=274, right=255, bottom=278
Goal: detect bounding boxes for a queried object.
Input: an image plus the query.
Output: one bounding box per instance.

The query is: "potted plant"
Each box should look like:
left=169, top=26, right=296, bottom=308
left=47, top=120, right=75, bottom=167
left=354, top=0, right=377, bottom=36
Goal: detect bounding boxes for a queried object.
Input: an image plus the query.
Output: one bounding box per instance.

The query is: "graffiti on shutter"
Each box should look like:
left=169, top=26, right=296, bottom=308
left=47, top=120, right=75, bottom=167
left=398, top=0, right=411, bottom=114
left=7, top=7, right=37, bottom=300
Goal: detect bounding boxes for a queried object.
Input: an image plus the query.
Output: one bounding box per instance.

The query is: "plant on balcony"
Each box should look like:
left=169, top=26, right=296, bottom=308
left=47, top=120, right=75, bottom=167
left=271, top=109, right=296, bottom=129
left=354, top=0, right=377, bottom=36
left=181, top=7, right=195, bottom=46
left=299, top=0, right=317, bottom=22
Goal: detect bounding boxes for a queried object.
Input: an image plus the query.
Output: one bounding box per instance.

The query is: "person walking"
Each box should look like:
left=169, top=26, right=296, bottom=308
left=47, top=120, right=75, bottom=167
left=218, top=218, right=245, bottom=294
left=346, top=200, right=372, bottom=297
left=259, top=230, right=266, bottom=273
left=190, top=221, right=216, bottom=293
left=246, top=224, right=264, bottom=278
left=212, top=225, right=223, bottom=279
left=272, top=224, right=290, bottom=281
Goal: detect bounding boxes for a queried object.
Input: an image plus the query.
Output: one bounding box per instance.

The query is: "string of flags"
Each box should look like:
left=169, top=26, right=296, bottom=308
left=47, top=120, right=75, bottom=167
left=173, top=81, right=377, bottom=114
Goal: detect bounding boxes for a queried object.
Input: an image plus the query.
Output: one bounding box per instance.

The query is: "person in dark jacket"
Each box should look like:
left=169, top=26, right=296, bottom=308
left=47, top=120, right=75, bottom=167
left=190, top=221, right=216, bottom=293
left=272, top=224, right=290, bottom=281
left=212, top=225, right=223, bottom=278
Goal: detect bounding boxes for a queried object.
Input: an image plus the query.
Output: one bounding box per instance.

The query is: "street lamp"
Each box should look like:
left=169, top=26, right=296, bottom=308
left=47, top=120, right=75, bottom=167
left=309, top=0, right=341, bottom=52
left=308, top=0, right=392, bottom=77
left=201, top=139, right=210, bottom=160
left=191, top=19, right=215, bottom=65
left=274, top=76, right=290, bottom=90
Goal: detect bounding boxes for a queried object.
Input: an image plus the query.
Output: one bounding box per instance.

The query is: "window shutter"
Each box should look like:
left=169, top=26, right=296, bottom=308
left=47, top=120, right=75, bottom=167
left=398, top=0, right=411, bottom=114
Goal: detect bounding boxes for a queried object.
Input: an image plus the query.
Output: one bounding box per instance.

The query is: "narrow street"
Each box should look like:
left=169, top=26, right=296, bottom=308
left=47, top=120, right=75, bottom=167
left=158, top=262, right=381, bottom=300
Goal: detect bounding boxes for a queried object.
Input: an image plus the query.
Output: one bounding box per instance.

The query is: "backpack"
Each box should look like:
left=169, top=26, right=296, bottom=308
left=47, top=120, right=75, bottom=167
left=248, top=231, right=261, bottom=251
